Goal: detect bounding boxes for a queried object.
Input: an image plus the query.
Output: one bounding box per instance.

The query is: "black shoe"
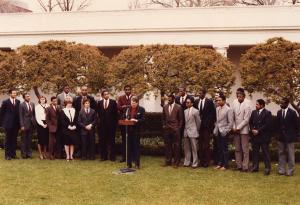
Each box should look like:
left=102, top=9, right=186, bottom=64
left=250, top=168, right=259, bottom=173
left=278, top=172, right=285, bottom=176
left=81, top=157, right=87, bottom=160
left=12, top=156, right=19, bottom=159
left=119, top=159, right=126, bottom=163
left=5, top=156, right=12, bottom=160
left=264, top=169, right=270, bottom=175
left=100, top=158, right=107, bottom=161
left=241, top=169, right=249, bottom=173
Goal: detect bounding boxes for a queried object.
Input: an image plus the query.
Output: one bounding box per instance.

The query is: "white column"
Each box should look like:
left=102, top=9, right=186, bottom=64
left=213, top=45, right=229, bottom=58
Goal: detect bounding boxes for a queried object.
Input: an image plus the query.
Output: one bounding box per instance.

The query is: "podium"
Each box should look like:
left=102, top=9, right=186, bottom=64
left=115, top=119, right=137, bottom=174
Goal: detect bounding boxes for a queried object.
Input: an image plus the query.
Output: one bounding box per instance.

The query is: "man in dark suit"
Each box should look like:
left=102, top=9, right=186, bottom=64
left=73, top=85, right=97, bottom=158
left=19, top=93, right=36, bottom=159
left=276, top=98, right=299, bottom=176
left=162, top=94, right=183, bottom=168
left=117, top=85, right=132, bottom=162
left=46, top=96, right=60, bottom=160
left=78, top=98, right=97, bottom=160
left=249, top=99, right=272, bottom=175
left=0, top=89, right=20, bottom=160
left=98, top=90, right=118, bottom=161
left=175, top=87, right=193, bottom=110
left=194, top=87, right=216, bottom=167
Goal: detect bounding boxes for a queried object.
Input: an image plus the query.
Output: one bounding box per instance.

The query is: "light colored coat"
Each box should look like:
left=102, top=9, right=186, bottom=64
left=232, top=99, right=252, bottom=134
left=184, top=107, right=201, bottom=138
left=214, top=105, right=234, bottom=137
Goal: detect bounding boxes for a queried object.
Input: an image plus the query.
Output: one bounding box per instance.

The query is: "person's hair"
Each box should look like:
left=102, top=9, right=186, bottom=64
left=22, top=93, right=29, bottom=99
left=101, top=89, right=108, bottom=96
left=186, top=97, right=194, bottom=104
left=64, top=99, right=73, bottom=106
left=236, top=87, right=245, bottom=93
left=167, top=94, right=175, bottom=100
left=50, top=96, right=57, bottom=102
left=131, top=96, right=139, bottom=103
left=63, top=85, right=69, bottom=88
left=38, top=96, right=47, bottom=104
left=199, top=87, right=207, bottom=94
left=83, top=98, right=90, bottom=105
left=124, top=85, right=131, bottom=90
left=256, top=99, right=265, bottom=107
left=219, top=93, right=226, bottom=101
left=8, top=89, right=16, bottom=94
left=281, top=97, right=289, bottom=104
left=178, top=86, right=186, bottom=92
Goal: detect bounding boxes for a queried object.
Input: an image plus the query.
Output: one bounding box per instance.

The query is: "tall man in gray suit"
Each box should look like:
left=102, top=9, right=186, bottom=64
left=162, top=94, right=183, bottom=168
left=57, top=85, right=76, bottom=108
left=183, top=97, right=201, bottom=168
left=19, top=93, right=36, bottom=159
left=232, top=89, right=252, bottom=171
left=213, top=94, right=234, bottom=170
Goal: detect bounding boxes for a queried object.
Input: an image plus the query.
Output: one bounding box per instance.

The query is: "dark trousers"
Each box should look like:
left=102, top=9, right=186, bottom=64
left=100, top=130, right=116, bottom=161
left=55, top=131, right=64, bottom=159
left=217, top=135, right=229, bottom=168
left=48, top=132, right=56, bottom=158
left=127, top=132, right=140, bottom=167
left=21, top=128, right=33, bottom=158
left=199, top=127, right=212, bottom=166
left=212, top=135, right=219, bottom=165
left=4, top=128, right=18, bottom=158
left=73, top=130, right=81, bottom=158
left=164, top=129, right=180, bottom=165
left=252, top=142, right=271, bottom=171
left=120, top=125, right=126, bottom=160
left=81, top=132, right=95, bottom=160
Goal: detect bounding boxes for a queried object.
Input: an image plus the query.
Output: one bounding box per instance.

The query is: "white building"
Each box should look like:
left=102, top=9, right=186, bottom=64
left=1, top=6, right=300, bottom=112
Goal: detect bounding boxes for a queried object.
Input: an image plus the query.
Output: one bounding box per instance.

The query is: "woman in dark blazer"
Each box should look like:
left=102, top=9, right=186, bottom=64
left=60, top=98, right=77, bottom=161
left=125, top=96, right=145, bottom=169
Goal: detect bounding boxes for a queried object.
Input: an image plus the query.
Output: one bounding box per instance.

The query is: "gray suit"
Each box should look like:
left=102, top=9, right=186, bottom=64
left=232, top=99, right=252, bottom=170
left=57, top=92, right=76, bottom=108
left=213, top=105, right=234, bottom=137
left=19, top=101, right=36, bottom=158
left=183, top=107, right=201, bottom=167
left=213, top=104, right=234, bottom=168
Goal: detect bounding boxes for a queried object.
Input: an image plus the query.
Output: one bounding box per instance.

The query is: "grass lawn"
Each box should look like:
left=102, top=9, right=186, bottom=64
left=0, top=149, right=299, bottom=205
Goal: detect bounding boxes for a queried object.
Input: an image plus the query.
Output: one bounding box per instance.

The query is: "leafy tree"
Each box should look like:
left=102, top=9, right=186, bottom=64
left=240, top=37, right=300, bottom=115
left=106, top=45, right=235, bottom=101
left=0, top=40, right=108, bottom=97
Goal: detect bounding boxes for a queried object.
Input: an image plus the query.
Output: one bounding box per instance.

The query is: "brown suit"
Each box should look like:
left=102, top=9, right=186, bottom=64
left=162, top=103, right=183, bottom=166
left=46, top=105, right=60, bottom=159
left=117, top=94, right=132, bottom=160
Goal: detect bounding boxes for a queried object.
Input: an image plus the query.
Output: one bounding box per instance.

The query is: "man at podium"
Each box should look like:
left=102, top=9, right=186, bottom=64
left=119, top=96, right=145, bottom=169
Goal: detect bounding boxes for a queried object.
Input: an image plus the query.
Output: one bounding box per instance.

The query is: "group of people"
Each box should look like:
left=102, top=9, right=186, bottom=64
left=1, top=85, right=298, bottom=176
left=163, top=87, right=298, bottom=176
left=1, top=85, right=145, bottom=169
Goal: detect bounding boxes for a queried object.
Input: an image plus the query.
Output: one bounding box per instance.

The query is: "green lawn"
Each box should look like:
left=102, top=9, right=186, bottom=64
left=0, top=149, right=299, bottom=205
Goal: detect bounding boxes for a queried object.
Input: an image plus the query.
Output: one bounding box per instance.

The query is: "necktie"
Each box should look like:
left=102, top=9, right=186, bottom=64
left=104, top=100, right=108, bottom=109
left=86, top=109, right=89, bottom=114
left=169, top=105, right=172, bottom=114
left=13, top=99, right=15, bottom=106
left=28, top=103, right=32, bottom=112
left=282, top=109, right=285, bottom=119
left=199, top=100, right=203, bottom=115
left=181, top=97, right=184, bottom=104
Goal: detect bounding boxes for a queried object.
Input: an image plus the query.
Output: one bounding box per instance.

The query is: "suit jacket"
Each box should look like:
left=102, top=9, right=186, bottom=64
left=57, top=92, right=76, bottom=108
left=232, top=99, right=252, bottom=134
left=46, top=105, right=60, bottom=133
left=117, top=94, right=132, bottom=116
left=60, top=108, right=77, bottom=137
left=97, top=99, right=118, bottom=131
left=213, top=105, right=234, bottom=137
left=19, top=101, right=36, bottom=130
left=175, top=95, right=194, bottom=110
left=276, top=108, right=299, bottom=143
left=74, top=95, right=97, bottom=113
left=194, top=98, right=216, bottom=129
left=184, top=107, right=201, bottom=138
left=78, top=108, right=97, bottom=136
left=0, top=98, right=20, bottom=129
left=162, top=103, right=183, bottom=132
left=127, top=106, right=146, bottom=135
left=249, top=108, right=272, bottom=143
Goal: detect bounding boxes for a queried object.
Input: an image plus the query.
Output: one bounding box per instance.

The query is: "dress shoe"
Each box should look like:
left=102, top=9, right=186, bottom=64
left=12, top=156, right=19, bottom=159
left=191, top=166, right=198, bottom=169
left=234, top=167, right=242, bottom=171
left=250, top=168, right=259, bottom=173
left=5, top=156, right=12, bottom=160
left=119, top=159, right=126, bottom=163
left=264, top=169, right=270, bottom=175
left=278, top=172, right=285, bottom=176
